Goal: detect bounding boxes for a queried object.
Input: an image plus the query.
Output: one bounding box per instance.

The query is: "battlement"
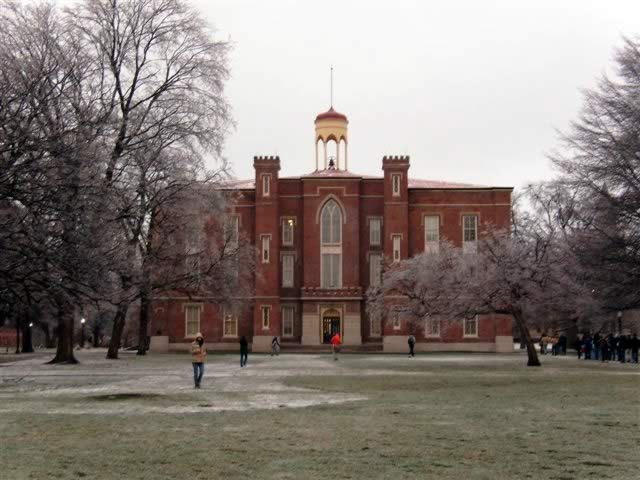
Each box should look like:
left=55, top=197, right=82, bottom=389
left=382, top=155, right=410, bottom=163
left=253, top=155, right=281, bottom=171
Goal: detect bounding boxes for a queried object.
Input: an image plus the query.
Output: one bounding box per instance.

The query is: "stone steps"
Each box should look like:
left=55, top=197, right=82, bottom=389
left=278, top=343, right=383, bottom=353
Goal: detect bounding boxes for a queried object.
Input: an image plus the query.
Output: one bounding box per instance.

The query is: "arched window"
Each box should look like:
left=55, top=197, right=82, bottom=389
left=321, top=200, right=341, bottom=245
left=320, top=200, right=342, bottom=288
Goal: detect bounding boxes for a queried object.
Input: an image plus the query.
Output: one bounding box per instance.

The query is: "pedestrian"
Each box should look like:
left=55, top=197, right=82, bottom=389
left=593, top=332, right=601, bottom=360
left=190, top=332, right=206, bottom=389
left=574, top=335, right=582, bottom=359
left=584, top=334, right=592, bottom=360
left=330, top=332, right=341, bottom=361
left=239, top=335, right=249, bottom=367
left=559, top=334, right=567, bottom=355
left=599, top=336, right=609, bottom=363
left=539, top=334, right=546, bottom=355
left=408, top=335, right=416, bottom=357
left=618, top=334, right=627, bottom=363
left=271, top=336, right=280, bottom=356
left=630, top=333, right=639, bottom=364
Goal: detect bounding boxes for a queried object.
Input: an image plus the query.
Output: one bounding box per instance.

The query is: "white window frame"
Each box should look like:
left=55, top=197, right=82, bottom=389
left=261, top=305, right=271, bottom=330
left=392, top=234, right=401, bottom=263
left=462, top=215, right=478, bottom=254
left=426, top=316, right=441, bottom=338
left=282, top=253, right=294, bottom=288
left=227, top=215, right=240, bottom=249
left=261, top=234, right=271, bottom=263
left=282, top=306, right=294, bottom=338
left=424, top=215, right=440, bottom=254
left=223, top=310, right=238, bottom=337
left=262, top=174, right=271, bottom=197
left=370, top=316, right=382, bottom=337
left=392, top=311, right=401, bottom=330
left=369, top=217, right=382, bottom=246
left=282, top=218, right=295, bottom=246
left=464, top=315, right=479, bottom=338
left=369, top=253, right=382, bottom=287
left=184, top=304, right=202, bottom=338
left=320, top=200, right=342, bottom=288
left=392, top=173, right=401, bottom=197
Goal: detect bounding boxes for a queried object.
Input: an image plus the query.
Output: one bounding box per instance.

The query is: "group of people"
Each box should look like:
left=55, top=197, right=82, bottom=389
left=538, top=334, right=568, bottom=356
left=574, top=333, right=640, bottom=364
left=189, top=332, right=343, bottom=388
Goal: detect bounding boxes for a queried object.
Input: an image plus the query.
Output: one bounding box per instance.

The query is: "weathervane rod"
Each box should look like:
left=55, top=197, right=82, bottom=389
left=330, top=65, right=333, bottom=108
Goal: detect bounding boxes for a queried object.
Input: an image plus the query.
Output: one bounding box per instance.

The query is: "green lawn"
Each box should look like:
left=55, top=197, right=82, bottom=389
left=0, top=351, right=638, bottom=479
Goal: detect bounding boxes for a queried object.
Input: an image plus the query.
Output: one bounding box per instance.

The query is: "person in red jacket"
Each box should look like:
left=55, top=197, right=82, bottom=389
left=330, top=332, right=341, bottom=361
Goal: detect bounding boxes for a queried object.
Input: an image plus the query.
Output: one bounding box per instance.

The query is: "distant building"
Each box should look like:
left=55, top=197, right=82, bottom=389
left=149, top=106, right=513, bottom=352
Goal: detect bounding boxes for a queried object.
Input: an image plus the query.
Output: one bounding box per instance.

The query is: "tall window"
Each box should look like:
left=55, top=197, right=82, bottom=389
left=184, top=305, right=201, bottom=337
left=370, top=317, right=382, bottom=337
left=321, top=200, right=342, bottom=288
left=282, top=306, right=294, bottom=337
left=369, top=253, right=382, bottom=287
left=392, top=311, right=401, bottom=330
left=261, top=306, right=271, bottom=330
left=227, top=215, right=239, bottom=248
left=463, top=215, right=478, bottom=254
left=392, top=235, right=401, bottom=263
left=262, top=174, right=271, bottom=197
left=224, top=311, right=237, bottom=337
left=425, top=216, right=440, bottom=254
left=464, top=315, right=478, bottom=337
left=282, top=218, right=295, bottom=246
left=282, top=254, right=294, bottom=287
left=261, top=235, right=271, bottom=263
left=392, top=174, right=401, bottom=196
left=369, top=218, right=382, bottom=246
left=426, top=316, right=441, bottom=337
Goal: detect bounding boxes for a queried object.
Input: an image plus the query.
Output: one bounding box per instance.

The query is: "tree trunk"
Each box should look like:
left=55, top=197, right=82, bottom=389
left=15, top=313, right=20, bottom=354
left=512, top=309, right=541, bottom=367
left=48, top=307, right=78, bottom=364
left=136, top=280, right=151, bottom=356
left=107, top=303, right=129, bottom=359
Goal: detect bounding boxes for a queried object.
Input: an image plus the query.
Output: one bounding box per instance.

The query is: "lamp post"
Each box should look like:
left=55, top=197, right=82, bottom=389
left=80, top=318, right=86, bottom=348
left=617, top=311, right=622, bottom=335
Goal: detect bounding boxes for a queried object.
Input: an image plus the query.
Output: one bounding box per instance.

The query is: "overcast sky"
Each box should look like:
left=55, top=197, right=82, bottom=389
left=185, top=0, right=640, bottom=188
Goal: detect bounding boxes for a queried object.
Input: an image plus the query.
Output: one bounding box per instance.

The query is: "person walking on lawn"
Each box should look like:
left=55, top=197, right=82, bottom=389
left=239, top=335, right=249, bottom=367
left=408, top=335, right=416, bottom=357
left=271, top=336, right=281, bottom=356
left=330, top=332, right=341, bottom=361
left=191, top=333, right=207, bottom=389
left=630, top=333, right=639, bottom=364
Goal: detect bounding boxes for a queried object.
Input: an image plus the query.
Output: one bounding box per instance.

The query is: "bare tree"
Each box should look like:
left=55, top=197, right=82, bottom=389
left=65, top=0, right=233, bottom=358
left=551, top=36, right=640, bottom=313
left=0, top=1, right=113, bottom=363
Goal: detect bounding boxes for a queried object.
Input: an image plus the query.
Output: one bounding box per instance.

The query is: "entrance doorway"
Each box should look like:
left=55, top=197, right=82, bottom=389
left=322, top=310, right=341, bottom=344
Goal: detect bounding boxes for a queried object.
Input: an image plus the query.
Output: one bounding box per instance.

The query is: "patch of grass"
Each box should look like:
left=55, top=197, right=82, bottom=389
left=89, top=393, right=162, bottom=401
left=0, top=353, right=639, bottom=479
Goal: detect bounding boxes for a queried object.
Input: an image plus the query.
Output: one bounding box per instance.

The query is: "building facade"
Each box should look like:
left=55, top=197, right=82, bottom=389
left=149, top=107, right=514, bottom=353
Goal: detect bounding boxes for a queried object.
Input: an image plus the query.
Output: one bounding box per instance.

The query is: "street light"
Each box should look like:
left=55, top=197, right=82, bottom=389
left=80, top=318, right=86, bottom=349
left=617, top=311, right=623, bottom=335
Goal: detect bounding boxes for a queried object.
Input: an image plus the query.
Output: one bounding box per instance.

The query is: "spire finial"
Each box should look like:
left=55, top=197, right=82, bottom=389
left=330, top=65, right=333, bottom=108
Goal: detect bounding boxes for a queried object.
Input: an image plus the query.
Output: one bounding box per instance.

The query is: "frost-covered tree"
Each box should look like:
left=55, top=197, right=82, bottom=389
left=368, top=194, right=601, bottom=367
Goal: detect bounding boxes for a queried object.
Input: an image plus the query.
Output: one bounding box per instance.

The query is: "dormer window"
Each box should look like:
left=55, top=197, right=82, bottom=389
left=392, top=174, right=401, bottom=196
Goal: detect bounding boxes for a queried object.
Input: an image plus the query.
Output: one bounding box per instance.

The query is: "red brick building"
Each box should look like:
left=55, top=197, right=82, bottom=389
left=149, top=107, right=513, bottom=353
